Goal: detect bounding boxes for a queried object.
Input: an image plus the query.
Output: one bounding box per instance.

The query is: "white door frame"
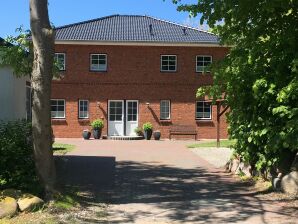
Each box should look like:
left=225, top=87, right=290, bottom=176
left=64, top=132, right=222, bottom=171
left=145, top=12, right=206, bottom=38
left=108, top=100, right=124, bottom=136
left=125, top=100, right=139, bottom=136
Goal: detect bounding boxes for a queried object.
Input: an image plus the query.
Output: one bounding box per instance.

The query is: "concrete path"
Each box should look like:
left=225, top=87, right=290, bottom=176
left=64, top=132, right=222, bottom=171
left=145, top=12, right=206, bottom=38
left=55, top=139, right=297, bottom=224
left=190, top=147, right=233, bottom=168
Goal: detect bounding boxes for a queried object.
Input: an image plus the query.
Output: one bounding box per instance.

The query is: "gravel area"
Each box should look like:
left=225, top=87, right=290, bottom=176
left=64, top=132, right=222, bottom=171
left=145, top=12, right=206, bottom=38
left=190, top=147, right=233, bottom=168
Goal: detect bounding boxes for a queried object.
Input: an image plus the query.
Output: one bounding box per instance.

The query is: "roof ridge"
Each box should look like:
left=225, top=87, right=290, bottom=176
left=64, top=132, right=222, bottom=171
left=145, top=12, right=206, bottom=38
left=143, top=15, right=217, bottom=36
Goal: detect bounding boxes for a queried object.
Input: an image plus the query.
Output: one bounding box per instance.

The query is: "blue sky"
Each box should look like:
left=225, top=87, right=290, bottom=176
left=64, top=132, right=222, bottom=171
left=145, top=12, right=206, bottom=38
left=0, top=0, right=203, bottom=38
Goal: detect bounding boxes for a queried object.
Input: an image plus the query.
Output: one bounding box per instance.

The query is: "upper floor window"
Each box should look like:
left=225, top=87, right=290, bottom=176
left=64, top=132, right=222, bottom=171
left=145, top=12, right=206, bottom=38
left=196, top=101, right=212, bottom=120
left=160, top=100, right=171, bottom=120
left=161, top=55, right=177, bottom=72
left=55, top=53, right=66, bottom=71
left=51, top=99, right=65, bottom=119
left=90, top=54, right=107, bottom=71
left=79, top=100, right=89, bottom=119
left=196, top=55, right=212, bottom=73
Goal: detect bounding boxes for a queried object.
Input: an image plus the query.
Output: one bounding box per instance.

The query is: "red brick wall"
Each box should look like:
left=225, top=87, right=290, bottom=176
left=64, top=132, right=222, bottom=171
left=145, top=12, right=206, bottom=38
left=52, top=44, right=229, bottom=139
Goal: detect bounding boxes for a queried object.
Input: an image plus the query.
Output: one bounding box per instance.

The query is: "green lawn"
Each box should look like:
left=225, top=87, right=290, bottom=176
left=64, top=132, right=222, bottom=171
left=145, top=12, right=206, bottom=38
left=187, top=139, right=236, bottom=148
left=53, top=143, right=76, bottom=155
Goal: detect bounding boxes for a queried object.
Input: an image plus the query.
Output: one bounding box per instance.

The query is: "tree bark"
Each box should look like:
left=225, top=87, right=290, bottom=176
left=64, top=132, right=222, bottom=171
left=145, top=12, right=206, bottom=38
left=30, top=0, right=56, bottom=199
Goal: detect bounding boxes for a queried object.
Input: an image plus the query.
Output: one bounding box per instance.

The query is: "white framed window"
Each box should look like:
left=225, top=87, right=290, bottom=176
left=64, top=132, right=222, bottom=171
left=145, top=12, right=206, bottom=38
left=79, top=100, right=89, bottom=119
left=160, top=100, right=171, bottom=120
left=161, top=55, right=177, bottom=72
left=55, top=53, right=66, bottom=71
left=90, top=54, right=107, bottom=71
left=196, top=101, right=212, bottom=120
left=51, top=99, right=65, bottom=119
left=196, top=55, right=212, bottom=73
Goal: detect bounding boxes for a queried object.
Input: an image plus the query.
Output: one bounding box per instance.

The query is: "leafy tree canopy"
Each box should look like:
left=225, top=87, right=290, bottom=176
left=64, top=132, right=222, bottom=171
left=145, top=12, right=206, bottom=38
left=173, top=0, right=298, bottom=172
left=0, top=27, right=32, bottom=77
left=0, top=27, right=61, bottom=78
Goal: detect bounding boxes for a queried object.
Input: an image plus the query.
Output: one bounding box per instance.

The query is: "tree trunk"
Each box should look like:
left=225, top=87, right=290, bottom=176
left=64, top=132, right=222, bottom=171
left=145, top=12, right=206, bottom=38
left=30, top=0, right=56, bottom=199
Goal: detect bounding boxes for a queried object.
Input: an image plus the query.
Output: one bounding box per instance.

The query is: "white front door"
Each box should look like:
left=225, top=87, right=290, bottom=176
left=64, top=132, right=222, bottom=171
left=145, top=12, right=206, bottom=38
left=108, top=100, right=124, bottom=136
left=126, top=100, right=138, bottom=136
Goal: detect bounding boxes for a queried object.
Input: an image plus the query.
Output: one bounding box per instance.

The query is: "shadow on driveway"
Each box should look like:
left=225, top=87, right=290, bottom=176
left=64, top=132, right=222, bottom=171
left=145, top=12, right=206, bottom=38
left=55, top=156, right=296, bottom=223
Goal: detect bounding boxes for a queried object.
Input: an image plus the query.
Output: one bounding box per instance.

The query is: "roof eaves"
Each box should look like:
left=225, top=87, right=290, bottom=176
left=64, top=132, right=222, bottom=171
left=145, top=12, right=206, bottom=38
left=55, top=39, right=221, bottom=46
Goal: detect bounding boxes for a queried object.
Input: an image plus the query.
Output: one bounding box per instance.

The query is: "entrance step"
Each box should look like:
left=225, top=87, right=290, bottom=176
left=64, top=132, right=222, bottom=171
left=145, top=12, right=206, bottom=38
left=106, top=135, right=144, bottom=140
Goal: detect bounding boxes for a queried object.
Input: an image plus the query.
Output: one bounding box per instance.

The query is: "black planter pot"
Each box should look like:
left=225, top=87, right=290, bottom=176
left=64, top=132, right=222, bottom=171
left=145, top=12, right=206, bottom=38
left=82, top=130, right=91, bottom=140
left=93, top=129, right=102, bottom=139
left=153, top=131, right=161, bottom=140
left=144, top=129, right=152, bottom=140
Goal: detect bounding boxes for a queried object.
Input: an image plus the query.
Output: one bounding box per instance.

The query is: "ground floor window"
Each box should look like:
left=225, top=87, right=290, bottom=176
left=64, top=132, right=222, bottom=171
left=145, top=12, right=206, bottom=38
left=79, top=100, right=89, bottom=119
left=160, top=100, right=171, bottom=120
left=51, top=99, right=65, bottom=118
left=196, top=101, right=212, bottom=120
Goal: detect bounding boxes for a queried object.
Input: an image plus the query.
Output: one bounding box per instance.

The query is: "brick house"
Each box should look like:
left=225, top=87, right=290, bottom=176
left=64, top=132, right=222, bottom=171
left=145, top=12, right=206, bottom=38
left=52, top=15, right=229, bottom=139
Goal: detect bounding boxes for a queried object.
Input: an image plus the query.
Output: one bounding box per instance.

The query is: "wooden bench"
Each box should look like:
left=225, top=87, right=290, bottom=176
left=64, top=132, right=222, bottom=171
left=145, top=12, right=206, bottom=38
left=169, top=125, right=197, bottom=140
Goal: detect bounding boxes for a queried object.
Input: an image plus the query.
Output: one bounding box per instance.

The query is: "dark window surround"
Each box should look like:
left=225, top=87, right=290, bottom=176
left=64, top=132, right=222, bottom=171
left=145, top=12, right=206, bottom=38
left=51, top=99, right=66, bottom=119
left=160, top=100, right=171, bottom=120
left=195, top=101, right=212, bottom=120
left=54, top=52, right=66, bottom=71
left=160, top=55, right=177, bottom=72
left=196, top=55, right=212, bottom=73
left=90, top=53, right=108, bottom=72
left=78, top=100, right=89, bottom=119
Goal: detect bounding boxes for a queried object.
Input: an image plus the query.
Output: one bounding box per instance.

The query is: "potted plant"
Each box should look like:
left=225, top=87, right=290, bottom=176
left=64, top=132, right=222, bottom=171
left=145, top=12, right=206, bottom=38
left=143, top=122, right=153, bottom=140
left=134, top=127, right=143, bottom=137
left=153, top=130, right=161, bottom=140
left=82, top=129, right=91, bottom=140
left=91, top=119, right=104, bottom=139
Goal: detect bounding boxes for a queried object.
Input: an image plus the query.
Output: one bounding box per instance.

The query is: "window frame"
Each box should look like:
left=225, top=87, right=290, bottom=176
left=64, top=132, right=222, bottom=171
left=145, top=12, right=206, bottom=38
left=78, top=100, right=89, bottom=119
left=195, top=101, right=212, bottom=120
left=160, top=100, right=171, bottom=120
left=90, top=53, right=108, bottom=72
left=54, top=53, right=66, bottom=71
left=160, top=55, right=177, bottom=72
left=196, top=55, right=212, bottom=73
left=51, top=99, right=66, bottom=119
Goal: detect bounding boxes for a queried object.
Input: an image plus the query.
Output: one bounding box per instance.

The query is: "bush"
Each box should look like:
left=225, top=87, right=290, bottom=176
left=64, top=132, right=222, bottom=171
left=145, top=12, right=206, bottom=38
left=143, top=122, right=153, bottom=131
left=91, top=119, right=104, bottom=130
left=134, top=127, right=143, bottom=136
left=0, top=120, right=41, bottom=193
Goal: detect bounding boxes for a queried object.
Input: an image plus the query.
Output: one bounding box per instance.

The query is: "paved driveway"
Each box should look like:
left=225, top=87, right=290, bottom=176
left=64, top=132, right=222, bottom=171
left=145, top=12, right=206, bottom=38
left=55, top=139, right=297, bottom=224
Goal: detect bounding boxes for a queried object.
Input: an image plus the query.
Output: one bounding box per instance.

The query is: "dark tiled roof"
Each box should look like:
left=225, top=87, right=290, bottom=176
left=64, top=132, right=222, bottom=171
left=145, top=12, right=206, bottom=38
left=0, top=37, right=12, bottom=47
left=55, top=15, right=219, bottom=44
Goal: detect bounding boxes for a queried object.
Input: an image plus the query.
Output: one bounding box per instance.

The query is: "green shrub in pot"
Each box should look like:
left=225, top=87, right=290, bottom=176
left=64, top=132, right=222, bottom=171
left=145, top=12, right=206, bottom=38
left=91, top=119, right=104, bottom=139
left=143, top=122, right=153, bottom=140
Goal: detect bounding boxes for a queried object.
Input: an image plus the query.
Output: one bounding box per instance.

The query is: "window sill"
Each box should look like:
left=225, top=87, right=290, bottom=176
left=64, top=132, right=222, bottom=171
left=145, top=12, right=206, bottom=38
left=196, top=71, right=211, bottom=74
left=89, top=70, right=108, bottom=73
left=52, top=118, right=66, bottom=120
left=196, top=119, right=213, bottom=122
left=160, top=119, right=172, bottom=122
left=160, top=71, right=177, bottom=73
